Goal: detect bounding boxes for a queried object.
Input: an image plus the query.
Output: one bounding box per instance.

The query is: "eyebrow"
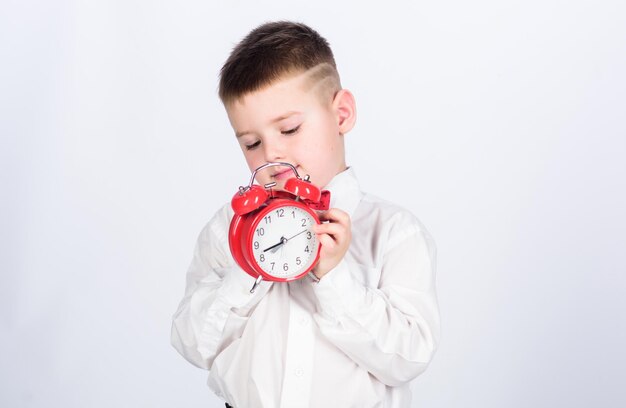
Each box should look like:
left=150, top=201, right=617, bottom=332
left=235, top=111, right=302, bottom=138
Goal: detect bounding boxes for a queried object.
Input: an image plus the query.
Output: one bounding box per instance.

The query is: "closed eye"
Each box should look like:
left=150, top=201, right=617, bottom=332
left=281, top=125, right=300, bottom=135
left=245, top=140, right=261, bottom=150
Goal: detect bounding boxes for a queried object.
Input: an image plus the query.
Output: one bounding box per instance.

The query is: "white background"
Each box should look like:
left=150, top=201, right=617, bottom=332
left=2, top=0, right=625, bottom=407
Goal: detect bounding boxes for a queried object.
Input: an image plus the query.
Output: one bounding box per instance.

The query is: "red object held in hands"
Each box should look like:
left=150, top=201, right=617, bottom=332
left=231, top=185, right=269, bottom=216
left=284, top=177, right=321, bottom=202
left=228, top=162, right=330, bottom=292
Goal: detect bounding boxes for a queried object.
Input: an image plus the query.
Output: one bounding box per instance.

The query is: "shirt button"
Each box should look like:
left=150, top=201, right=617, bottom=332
left=294, top=367, right=304, bottom=377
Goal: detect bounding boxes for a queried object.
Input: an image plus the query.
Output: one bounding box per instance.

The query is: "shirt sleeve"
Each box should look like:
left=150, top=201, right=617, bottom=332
left=311, top=219, right=440, bottom=387
left=170, top=211, right=272, bottom=370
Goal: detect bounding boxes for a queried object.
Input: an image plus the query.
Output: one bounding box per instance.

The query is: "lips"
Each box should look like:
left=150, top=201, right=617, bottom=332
left=272, top=166, right=297, bottom=180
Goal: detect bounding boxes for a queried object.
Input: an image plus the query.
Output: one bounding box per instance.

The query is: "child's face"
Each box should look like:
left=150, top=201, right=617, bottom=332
left=225, top=70, right=352, bottom=190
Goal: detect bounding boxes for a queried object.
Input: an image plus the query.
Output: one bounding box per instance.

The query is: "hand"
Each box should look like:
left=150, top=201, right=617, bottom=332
left=263, top=230, right=308, bottom=253
left=264, top=236, right=287, bottom=253
left=311, top=208, right=351, bottom=280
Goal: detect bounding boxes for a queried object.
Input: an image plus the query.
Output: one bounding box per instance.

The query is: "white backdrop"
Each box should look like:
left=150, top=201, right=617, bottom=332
left=2, top=1, right=625, bottom=407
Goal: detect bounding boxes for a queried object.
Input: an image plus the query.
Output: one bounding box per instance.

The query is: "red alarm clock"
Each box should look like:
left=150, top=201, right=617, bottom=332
left=229, top=162, right=331, bottom=293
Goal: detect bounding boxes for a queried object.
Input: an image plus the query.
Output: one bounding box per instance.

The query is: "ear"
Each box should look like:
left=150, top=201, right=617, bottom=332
left=331, top=89, right=357, bottom=135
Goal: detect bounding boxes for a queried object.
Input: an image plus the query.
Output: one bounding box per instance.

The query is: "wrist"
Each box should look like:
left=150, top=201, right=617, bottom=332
left=312, top=259, right=339, bottom=280
left=311, top=264, right=328, bottom=280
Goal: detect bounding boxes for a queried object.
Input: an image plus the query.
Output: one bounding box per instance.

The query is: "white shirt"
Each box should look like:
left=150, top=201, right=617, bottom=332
left=171, top=167, right=440, bottom=408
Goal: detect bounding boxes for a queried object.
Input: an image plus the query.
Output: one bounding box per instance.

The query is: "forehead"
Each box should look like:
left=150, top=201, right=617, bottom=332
left=225, top=71, right=323, bottom=127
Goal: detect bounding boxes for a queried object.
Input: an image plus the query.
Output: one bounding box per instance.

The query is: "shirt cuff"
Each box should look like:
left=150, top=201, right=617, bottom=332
left=312, top=259, right=367, bottom=321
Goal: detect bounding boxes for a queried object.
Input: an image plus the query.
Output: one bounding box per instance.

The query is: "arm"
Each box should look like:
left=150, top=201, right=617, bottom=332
left=312, top=210, right=440, bottom=386
left=170, top=210, right=272, bottom=369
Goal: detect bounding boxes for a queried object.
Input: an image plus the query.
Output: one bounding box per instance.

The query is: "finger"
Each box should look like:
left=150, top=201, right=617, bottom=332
left=316, top=229, right=351, bottom=250
left=318, top=208, right=351, bottom=226
left=317, top=233, right=337, bottom=249
left=313, top=222, right=344, bottom=237
left=318, top=208, right=350, bottom=222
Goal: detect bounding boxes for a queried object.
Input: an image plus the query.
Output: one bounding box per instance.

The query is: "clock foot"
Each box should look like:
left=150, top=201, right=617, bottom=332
left=250, top=275, right=264, bottom=293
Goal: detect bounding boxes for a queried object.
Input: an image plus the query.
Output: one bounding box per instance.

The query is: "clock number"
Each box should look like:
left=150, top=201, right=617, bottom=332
left=304, top=246, right=310, bottom=253
left=270, top=262, right=275, bottom=271
left=264, top=215, right=271, bottom=224
left=291, top=211, right=296, bottom=218
left=254, top=241, right=259, bottom=249
left=306, top=231, right=312, bottom=239
left=276, top=209, right=284, bottom=218
left=296, top=257, right=301, bottom=266
left=301, top=218, right=307, bottom=227
left=259, top=254, right=265, bottom=262
left=283, top=263, right=289, bottom=271
left=257, top=228, right=265, bottom=236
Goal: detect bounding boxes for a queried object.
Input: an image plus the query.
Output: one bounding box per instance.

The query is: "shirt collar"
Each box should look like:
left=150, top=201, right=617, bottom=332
left=322, top=167, right=363, bottom=218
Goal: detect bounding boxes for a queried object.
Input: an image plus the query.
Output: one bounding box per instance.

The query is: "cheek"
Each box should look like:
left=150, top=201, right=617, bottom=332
left=242, top=146, right=262, bottom=161
left=243, top=152, right=263, bottom=173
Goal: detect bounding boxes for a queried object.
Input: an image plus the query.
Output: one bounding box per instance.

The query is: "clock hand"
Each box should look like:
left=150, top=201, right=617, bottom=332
left=270, top=229, right=308, bottom=255
left=270, top=243, right=284, bottom=254
left=285, top=229, right=307, bottom=242
left=263, top=230, right=308, bottom=254
left=264, top=236, right=287, bottom=253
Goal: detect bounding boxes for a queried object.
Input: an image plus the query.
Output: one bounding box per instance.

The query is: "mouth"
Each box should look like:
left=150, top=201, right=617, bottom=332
left=271, top=165, right=298, bottom=180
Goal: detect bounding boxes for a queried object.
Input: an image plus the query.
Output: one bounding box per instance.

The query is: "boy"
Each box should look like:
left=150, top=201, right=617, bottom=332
left=171, top=21, right=440, bottom=408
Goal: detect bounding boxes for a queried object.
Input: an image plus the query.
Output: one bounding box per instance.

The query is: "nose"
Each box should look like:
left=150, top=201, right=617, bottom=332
left=262, top=139, right=285, bottom=163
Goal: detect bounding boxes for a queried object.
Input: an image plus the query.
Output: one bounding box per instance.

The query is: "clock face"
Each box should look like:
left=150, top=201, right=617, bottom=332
left=250, top=204, right=320, bottom=279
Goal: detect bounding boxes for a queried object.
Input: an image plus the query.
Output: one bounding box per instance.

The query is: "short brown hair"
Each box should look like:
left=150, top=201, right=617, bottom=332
left=218, top=21, right=341, bottom=106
